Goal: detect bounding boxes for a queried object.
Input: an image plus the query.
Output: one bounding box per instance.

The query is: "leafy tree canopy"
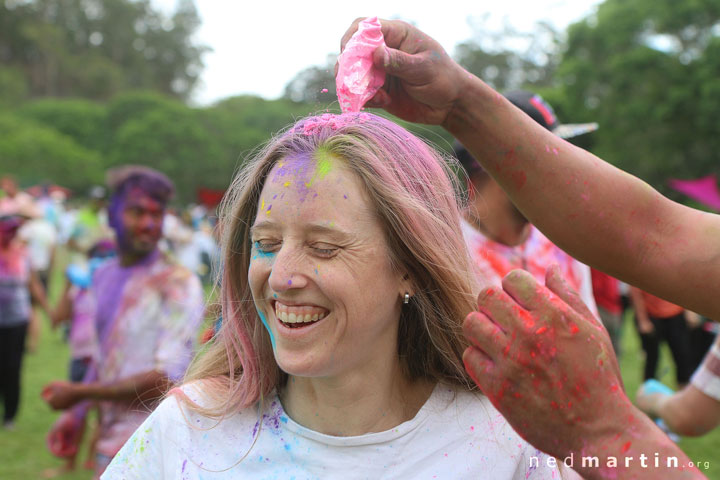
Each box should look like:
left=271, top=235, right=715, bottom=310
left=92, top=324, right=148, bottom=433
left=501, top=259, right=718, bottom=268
left=0, top=0, right=207, bottom=101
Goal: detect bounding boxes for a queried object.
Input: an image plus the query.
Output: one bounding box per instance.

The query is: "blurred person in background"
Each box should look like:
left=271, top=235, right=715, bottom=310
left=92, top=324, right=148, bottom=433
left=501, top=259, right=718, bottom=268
left=591, top=267, right=624, bottom=357
left=41, top=166, right=204, bottom=478
left=454, top=91, right=598, bottom=317
left=67, top=185, right=110, bottom=268
left=18, top=204, right=59, bottom=352
left=43, top=239, right=116, bottom=477
left=631, top=287, right=694, bottom=387
left=686, top=312, right=718, bottom=373
left=0, top=175, right=41, bottom=218
left=0, top=213, right=49, bottom=430
left=173, top=210, right=218, bottom=286
left=636, top=333, right=720, bottom=438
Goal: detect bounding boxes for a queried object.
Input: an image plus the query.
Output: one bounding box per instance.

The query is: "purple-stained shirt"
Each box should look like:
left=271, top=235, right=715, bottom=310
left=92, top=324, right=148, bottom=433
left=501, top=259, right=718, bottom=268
left=93, top=249, right=160, bottom=346
left=87, top=249, right=204, bottom=457
left=68, top=286, right=98, bottom=360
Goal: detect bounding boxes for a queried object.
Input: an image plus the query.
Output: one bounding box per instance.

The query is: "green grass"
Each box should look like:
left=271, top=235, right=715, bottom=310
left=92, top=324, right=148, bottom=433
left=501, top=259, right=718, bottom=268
left=1, top=300, right=718, bottom=478
left=618, top=313, right=720, bottom=478
left=1, top=315, right=95, bottom=479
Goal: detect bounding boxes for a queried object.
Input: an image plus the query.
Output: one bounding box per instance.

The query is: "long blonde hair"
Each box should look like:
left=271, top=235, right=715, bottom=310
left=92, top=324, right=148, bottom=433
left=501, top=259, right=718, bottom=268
left=183, top=113, right=479, bottom=416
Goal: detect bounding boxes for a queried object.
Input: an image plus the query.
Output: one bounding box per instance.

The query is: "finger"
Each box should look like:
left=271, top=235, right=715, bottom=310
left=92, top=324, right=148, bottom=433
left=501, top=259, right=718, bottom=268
left=340, top=17, right=365, bottom=52
left=501, top=269, right=548, bottom=312
left=544, top=264, right=595, bottom=320
left=372, top=45, right=427, bottom=83
left=462, top=346, right=496, bottom=390
left=462, top=311, right=507, bottom=358
left=365, top=88, right=391, bottom=108
left=41, top=388, right=52, bottom=401
left=476, top=286, right=537, bottom=335
left=377, top=18, right=411, bottom=50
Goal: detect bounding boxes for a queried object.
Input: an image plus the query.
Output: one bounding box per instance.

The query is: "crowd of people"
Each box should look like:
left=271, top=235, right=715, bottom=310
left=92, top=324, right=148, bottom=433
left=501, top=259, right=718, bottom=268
left=1, top=16, right=719, bottom=480
left=0, top=169, right=219, bottom=479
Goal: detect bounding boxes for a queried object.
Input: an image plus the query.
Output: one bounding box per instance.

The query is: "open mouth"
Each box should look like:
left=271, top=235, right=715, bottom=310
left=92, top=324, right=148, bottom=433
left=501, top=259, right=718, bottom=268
left=274, top=301, right=328, bottom=329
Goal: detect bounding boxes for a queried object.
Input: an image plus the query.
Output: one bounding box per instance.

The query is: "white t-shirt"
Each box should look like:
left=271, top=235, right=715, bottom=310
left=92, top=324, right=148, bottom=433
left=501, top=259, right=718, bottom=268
left=103, top=383, right=563, bottom=479
left=18, top=218, right=57, bottom=271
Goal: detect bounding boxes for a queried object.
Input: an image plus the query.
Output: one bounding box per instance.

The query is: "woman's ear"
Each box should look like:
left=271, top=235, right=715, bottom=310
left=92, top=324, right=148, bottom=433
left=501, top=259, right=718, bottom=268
left=399, top=273, right=414, bottom=300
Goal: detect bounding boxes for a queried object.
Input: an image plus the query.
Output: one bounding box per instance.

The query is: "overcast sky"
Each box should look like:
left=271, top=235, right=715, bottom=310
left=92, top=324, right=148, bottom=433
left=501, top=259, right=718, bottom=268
left=153, top=1, right=603, bottom=105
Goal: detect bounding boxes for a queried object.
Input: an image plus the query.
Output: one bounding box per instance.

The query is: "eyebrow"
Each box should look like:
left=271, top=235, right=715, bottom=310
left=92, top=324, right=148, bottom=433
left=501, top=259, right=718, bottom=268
left=250, top=221, right=354, bottom=241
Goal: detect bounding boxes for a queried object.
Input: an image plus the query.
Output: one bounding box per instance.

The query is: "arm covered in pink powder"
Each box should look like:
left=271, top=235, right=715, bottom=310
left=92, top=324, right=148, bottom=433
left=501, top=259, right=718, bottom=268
left=336, top=17, right=386, bottom=113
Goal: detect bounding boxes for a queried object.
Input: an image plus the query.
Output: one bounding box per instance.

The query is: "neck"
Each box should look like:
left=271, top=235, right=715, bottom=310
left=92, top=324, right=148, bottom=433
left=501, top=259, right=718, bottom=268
left=281, top=360, right=434, bottom=437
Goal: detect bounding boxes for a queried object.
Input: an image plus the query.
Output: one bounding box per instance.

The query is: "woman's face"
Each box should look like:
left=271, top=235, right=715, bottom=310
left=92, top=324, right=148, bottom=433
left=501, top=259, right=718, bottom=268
left=248, top=153, right=407, bottom=379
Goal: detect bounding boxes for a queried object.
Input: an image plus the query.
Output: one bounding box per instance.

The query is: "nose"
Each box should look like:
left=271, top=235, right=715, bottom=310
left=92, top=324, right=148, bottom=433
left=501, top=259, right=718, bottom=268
left=138, top=211, right=163, bottom=232
left=267, top=243, right=309, bottom=292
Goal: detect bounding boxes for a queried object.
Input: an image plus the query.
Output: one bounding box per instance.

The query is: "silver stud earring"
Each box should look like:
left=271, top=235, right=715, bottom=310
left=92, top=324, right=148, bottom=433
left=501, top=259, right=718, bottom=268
left=403, top=293, right=410, bottom=304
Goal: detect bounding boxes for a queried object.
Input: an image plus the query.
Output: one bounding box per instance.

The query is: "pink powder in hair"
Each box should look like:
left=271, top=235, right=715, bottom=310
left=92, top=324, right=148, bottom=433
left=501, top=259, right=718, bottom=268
left=289, top=112, right=371, bottom=136
left=336, top=17, right=386, bottom=113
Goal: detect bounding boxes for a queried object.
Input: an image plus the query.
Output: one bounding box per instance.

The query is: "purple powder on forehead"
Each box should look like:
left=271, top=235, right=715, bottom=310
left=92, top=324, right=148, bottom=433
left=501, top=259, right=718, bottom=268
left=108, top=171, right=174, bottom=233
left=269, top=153, right=315, bottom=202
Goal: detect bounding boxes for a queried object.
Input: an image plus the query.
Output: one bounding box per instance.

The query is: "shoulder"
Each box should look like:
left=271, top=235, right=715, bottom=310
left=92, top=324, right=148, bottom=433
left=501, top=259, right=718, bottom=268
left=92, top=258, right=119, bottom=283
left=162, top=381, right=261, bottom=436
left=107, top=381, right=262, bottom=476
left=156, top=253, right=202, bottom=288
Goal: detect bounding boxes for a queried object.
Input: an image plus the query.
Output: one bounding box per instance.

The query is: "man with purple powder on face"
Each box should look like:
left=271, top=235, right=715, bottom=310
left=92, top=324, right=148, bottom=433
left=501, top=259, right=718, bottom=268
left=42, top=166, right=204, bottom=478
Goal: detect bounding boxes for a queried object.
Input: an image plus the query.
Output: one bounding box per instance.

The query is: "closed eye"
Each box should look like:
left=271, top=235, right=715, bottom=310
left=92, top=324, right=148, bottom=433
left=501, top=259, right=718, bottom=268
left=252, top=240, right=280, bottom=253
left=310, top=243, right=339, bottom=257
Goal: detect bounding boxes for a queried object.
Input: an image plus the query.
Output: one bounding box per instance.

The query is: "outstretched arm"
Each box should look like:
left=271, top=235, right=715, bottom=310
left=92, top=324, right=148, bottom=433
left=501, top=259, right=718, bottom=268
left=444, top=83, right=720, bottom=319
left=43, top=370, right=171, bottom=411
left=637, top=336, right=720, bottom=436
left=340, top=18, right=720, bottom=319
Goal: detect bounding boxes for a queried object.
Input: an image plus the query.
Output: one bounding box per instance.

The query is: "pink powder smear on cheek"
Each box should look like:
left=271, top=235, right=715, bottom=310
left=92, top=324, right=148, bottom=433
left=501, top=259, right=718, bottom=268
left=336, top=17, right=386, bottom=113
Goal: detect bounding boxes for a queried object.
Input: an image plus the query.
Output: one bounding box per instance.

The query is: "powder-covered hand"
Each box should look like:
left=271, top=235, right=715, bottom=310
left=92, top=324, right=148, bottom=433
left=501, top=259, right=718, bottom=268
left=42, top=380, right=85, bottom=410
left=339, top=18, right=470, bottom=126
left=461, top=266, right=702, bottom=479
left=46, top=411, right=84, bottom=458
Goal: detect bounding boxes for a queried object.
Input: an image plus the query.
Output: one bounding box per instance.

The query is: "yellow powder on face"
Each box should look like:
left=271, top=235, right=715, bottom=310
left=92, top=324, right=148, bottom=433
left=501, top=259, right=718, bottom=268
left=306, top=147, right=335, bottom=187
left=314, top=150, right=333, bottom=179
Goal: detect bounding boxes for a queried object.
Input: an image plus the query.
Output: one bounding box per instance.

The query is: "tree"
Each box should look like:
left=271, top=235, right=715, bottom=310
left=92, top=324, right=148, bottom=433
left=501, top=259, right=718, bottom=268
left=555, top=0, right=720, bottom=192
left=0, top=114, right=104, bottom=191
left=105, top=90, right=181, bottom=132
left=0, top=67, right=29, bottom=107
left=107, top=102, right=222, bottom=203
left=0, top=0, right=208, bottom=101
left=283, top=54, right=338, bottom=106
left=18, top=98, right=109, bottom=151
left=454, top=16, right=561, bottom=91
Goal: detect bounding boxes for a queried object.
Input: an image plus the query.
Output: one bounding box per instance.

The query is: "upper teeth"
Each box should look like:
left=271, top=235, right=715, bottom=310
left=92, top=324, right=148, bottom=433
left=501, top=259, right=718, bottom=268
left=275, top=301, right=328, bottom=324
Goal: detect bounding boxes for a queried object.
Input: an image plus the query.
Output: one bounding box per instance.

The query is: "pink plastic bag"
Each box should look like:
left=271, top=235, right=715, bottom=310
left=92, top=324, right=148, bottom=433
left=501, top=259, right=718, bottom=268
left=336, top=17, right=386, bottom=113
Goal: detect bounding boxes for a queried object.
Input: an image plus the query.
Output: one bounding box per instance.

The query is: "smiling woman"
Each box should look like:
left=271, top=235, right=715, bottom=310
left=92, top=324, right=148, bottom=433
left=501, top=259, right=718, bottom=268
left=102, top=112, right=565, bottom=479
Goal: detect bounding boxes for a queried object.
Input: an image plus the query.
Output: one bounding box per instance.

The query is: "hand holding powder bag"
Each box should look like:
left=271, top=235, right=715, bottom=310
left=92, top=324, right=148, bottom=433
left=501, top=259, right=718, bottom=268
left=336, top=17, right=386, bottom=113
